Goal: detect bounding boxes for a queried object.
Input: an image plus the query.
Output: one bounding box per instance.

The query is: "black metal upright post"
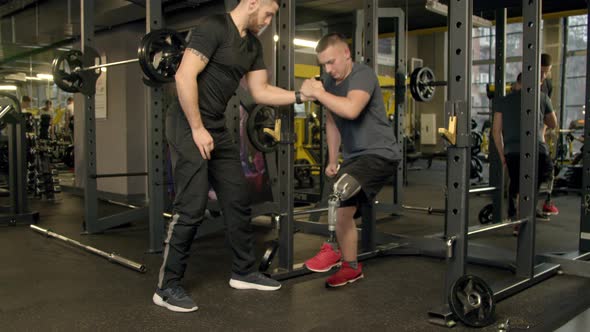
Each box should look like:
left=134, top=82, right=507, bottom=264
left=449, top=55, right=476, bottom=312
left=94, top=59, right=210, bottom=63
left=362, top=3, right=405, bottom=248
left=6, top=111, right=27, bottom=214
left=81, top=0, right=99, bottom=233
left=276, top=0, right=295, bottom=271
left=580, top=0, right=590, bottom=252
left=516, top=0, right=541, bottom=277
left=392, top=8, right=406, bottom=213
left=354, top=10, right=364, bottom=63
left=146, top=0, right=165, bottom=253
left=362, top=0, right=378, bottom=252
left=443, top=0, right=472, bottom=297
left=559, top=17, right=568, bottom=154
left=491, top=9, right=506, bottom=223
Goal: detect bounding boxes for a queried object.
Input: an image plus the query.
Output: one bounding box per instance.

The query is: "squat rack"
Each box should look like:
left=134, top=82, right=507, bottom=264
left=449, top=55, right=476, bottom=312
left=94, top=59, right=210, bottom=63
left=536, top=0, right=590, bottom=278
left=428, top=0, right=590, bottom=326
left=78, top=0, right=165, bottom=252
left=268, top=0, right=408, bottom=280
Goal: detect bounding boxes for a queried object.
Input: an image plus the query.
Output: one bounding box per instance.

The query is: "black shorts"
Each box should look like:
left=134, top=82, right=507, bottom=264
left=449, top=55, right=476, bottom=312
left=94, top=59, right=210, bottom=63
left=337, top=154, right=398, bottom=208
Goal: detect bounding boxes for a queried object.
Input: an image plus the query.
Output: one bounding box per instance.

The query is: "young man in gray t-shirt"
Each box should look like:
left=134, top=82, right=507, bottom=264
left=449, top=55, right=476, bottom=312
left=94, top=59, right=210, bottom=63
left=299, top=33, right=399, bottom=287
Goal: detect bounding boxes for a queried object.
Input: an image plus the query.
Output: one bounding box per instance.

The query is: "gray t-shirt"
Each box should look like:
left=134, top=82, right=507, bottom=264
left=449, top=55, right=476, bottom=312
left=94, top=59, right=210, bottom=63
left=322, top=63, right=399, bottom=161
left=495, top=90, right=554, bottom=155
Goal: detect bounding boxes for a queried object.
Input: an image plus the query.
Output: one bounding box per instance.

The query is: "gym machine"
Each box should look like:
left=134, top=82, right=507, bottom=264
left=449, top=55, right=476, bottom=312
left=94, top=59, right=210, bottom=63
left=0, top=92, right=40, bottom=225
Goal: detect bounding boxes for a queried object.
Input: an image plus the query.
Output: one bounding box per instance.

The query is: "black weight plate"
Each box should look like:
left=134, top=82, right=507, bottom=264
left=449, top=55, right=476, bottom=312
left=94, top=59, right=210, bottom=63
left=470, top=157, right=483, bottom=180
left=410, top=67, right=436, bottom=102
left=409, top=67, right=421, bottom=102
left=52, top=48, right=100, bottom=95
left=138, top=29, right=187, bottom=84
left=52, top=50, right=85, bottom=93
left=258, top=240, right=279, bottom=272
left=471, top=131, right=483, bottom=155
left=478, top=203, right=494, bottom=224
left=449, top=274, right=496, bottom=327
left=246, top=105, right=279, bottom=153
left=77, top=47, right=101, bottom=96
left=474, top=157, right=483, bottom=173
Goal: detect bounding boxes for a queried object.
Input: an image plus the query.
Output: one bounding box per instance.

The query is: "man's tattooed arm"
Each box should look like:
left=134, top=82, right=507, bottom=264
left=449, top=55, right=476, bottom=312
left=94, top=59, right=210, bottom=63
left=187, top=48, right=209, bottom=65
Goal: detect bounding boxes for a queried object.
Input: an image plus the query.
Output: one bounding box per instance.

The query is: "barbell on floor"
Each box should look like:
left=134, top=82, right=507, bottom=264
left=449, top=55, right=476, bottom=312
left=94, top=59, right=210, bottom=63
left=51, top=29, right=186, bottom=95
left=30, top=224, right=147, bottom=273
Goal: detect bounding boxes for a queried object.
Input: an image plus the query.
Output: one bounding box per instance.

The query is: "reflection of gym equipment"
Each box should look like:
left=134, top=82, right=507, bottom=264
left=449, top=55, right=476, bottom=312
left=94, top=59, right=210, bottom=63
left=293, top=112, right=322, bottom=189
left=424, top=4, right=565, bottom=326
left=0, top=93, right=40, bottom=225
left=246, top=101, right=325, bottom=202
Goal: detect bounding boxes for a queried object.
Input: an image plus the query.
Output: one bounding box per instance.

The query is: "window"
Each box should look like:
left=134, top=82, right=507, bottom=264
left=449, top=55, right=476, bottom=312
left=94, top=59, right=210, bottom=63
left=471, top=23, right=524, bottom=127
left=563, top=15, right=588, bottom=129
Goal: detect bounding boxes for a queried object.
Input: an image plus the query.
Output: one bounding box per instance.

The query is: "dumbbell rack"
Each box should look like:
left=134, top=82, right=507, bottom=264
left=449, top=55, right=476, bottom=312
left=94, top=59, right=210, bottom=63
left=24, top=117, right=61, bottom=200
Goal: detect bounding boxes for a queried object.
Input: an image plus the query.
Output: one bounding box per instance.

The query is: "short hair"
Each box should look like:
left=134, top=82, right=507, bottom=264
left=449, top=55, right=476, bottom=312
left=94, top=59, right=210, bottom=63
left=315, top=32, right=350, bottom=53
left=541, top=53, right=552, bottom=67
left=517, top=73, right=522, bottom=83
left=21, top=95, right=31, bottom=103
left=67, top=97, right=74, bottom=103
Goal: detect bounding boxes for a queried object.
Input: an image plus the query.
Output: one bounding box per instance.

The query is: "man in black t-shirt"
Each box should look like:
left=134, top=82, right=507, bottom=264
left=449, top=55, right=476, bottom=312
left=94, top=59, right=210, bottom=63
left=492, top=73, right=557, bottom=234
left=540, top=53, right=560, bottom=216
left=154, top=0, right=313, bottom=313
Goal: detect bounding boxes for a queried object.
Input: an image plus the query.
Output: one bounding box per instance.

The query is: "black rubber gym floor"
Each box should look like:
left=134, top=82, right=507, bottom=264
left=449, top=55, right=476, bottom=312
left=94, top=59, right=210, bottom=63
left=1, top=160, right=589, bottom=331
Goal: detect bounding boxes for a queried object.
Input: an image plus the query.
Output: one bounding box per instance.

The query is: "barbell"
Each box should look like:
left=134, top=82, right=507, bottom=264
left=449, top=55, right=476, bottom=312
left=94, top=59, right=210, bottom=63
left=52, top=29, right=186, bottom=95
left=382, top=67, right=447, bottom=102
left=408, top=66, right=448, bottom=102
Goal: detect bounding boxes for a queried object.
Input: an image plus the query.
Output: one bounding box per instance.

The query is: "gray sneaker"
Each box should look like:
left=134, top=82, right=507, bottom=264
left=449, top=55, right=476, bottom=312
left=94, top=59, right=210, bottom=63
left=229, top=272, right=282, bottom=291
left=152, top=286, right=198, bottom=312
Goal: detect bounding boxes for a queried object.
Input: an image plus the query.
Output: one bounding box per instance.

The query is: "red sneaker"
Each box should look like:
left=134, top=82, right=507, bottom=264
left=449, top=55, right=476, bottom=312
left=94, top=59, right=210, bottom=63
left=304, top=243, right=342, bottom=272
left=326, top=262, right=364, bottom=288
left=542, top=201, right=559, bottom=216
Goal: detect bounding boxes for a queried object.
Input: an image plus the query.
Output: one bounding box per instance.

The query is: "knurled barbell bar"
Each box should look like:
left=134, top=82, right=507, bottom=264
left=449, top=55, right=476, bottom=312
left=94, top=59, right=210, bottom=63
left=52, top=29, right=186, bottom=95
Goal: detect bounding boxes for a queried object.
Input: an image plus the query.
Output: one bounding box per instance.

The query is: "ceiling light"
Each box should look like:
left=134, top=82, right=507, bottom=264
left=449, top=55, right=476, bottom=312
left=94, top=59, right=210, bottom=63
left=0, top=85, right=18, bottom=91
left=425, top=0, right=493, bottom=28
left=36, top=73, right=54, bottom=80
left=294, top=38, right=318, bottom=49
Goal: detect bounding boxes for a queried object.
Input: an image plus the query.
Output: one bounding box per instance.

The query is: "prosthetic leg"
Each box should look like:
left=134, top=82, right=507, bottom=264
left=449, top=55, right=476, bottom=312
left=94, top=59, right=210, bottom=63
left=327, top=173, right=362, bottom=244
left=304, top=173, right=362, bottom=273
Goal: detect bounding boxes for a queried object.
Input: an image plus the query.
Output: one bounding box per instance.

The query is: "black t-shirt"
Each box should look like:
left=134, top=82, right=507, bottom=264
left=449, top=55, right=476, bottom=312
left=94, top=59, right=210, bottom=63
left=185, top=13, right=266, bottom=129
left=496, top=90, right=554, bottom=155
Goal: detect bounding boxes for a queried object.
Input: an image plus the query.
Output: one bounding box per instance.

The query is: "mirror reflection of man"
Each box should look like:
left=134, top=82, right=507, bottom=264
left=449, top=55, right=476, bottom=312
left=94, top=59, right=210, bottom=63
left=539, top=53, right=559, bottom=216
